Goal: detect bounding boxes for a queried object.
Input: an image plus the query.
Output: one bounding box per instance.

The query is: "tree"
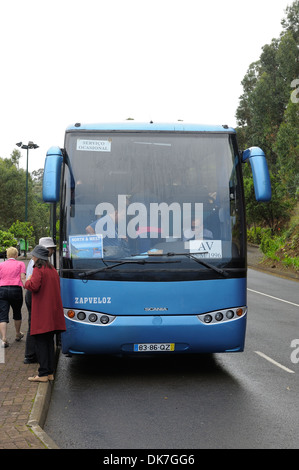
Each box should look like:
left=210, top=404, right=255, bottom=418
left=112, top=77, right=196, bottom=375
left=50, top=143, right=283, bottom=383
left=243, top=172, right=294, bottom=231
left=281, top=0, right=299, bottom=43
left=10, top=149, right=21, bottom=169
left=8, top=220, right=34, bottom=245
left=274, top=100, right=299, bottom=197
left=32, top=169, right=44, bottom=202
left=236, top=0, right=299, bottom=231
left=236, top=3, right=299, bottom=151
left=0, top=157, right=32, bottom=229
left=236, top=61, right=260, bottom=129
left=30, top=201, right=51, bottom=242
left=0, top=153, right=51, bottom=245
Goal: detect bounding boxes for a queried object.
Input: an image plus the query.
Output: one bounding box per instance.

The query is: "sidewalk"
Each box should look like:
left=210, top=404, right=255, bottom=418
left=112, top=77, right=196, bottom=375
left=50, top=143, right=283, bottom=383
left=0, top=295, right=58, bottom=449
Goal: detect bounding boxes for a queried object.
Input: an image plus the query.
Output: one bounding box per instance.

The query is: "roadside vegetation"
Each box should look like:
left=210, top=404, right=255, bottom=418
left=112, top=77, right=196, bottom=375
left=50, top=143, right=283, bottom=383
left=0, top=151, right=50, bottom=252
left=237, top=1, right=299, bottom=273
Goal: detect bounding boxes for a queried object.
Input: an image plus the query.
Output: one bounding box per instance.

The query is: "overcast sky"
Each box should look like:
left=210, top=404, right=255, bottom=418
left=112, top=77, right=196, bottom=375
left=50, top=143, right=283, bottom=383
left=0, top=0, right=292, bottom=172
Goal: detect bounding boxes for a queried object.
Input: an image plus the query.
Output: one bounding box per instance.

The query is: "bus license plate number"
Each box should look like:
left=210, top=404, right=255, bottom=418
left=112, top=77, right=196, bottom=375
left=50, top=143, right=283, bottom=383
left=134, top=343, right=175, bottom=352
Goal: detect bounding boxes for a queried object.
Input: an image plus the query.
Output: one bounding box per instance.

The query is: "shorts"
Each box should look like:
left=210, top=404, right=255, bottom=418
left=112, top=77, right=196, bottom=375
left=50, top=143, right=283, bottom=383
left=0, top=286, right=23, bottom=323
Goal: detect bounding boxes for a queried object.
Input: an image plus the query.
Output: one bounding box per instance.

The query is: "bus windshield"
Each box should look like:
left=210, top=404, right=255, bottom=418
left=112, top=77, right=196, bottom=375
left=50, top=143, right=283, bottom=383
left=60, top=131, right=245, bottom=281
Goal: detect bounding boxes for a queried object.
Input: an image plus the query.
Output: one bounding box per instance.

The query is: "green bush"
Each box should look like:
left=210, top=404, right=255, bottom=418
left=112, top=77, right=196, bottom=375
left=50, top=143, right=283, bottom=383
left=282, top=255, right=299, bottom=270
left=260, top=230, right=284, bottom=261
left=247, top=227, right=263, bottom=244
left=0, top=230, right=17, bottom=252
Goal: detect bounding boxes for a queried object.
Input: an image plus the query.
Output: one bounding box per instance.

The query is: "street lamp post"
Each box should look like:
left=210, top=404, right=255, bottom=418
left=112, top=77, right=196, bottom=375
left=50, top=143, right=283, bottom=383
left=16, top=141, right=39, bottom=255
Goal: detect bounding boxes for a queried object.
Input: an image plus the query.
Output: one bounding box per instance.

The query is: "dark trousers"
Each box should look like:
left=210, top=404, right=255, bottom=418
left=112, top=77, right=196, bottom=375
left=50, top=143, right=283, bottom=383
left=0, top=285, right=23, bottom=321
left=24, top=290, right=37, bottom=361
left=33, top=331, right=55, bottom=377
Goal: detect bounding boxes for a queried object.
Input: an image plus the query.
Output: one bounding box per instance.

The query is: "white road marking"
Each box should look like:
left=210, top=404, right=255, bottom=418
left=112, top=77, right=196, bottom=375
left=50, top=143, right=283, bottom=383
left=255, top=351, right=295, bottom=374
left=247, top=289, right=299, bottom=308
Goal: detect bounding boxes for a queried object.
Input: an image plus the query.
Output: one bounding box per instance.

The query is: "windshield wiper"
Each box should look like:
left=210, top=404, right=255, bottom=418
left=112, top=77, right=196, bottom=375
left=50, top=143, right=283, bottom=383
left=78, top=258, right=179, bottom=278
left=161, top=252, right=229, bottom=277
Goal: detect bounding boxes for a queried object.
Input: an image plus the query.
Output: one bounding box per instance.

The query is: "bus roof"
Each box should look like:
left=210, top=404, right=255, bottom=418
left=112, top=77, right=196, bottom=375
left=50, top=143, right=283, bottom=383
left=65, top=122, right=236, bottom=133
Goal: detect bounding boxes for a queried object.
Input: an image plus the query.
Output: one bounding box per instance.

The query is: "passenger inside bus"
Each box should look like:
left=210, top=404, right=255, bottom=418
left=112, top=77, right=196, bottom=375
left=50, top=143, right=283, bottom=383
left=183, top=217, right=213, bottom=241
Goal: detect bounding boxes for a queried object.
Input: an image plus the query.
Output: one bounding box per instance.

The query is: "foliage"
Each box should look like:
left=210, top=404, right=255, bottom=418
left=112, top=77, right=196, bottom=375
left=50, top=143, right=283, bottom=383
left=274, top=100, right=299, bottom=198
left=0, top=230, right=17, bottom=252
left=237, top=0, right=299, bottom=233
left=0, top=150, right=51, bottom=247
left=260, top=230, right=284, bottom=261
left=247, top=226, right=264, bottom=245
left=8, top=220, right=35, bottom=245
left=31, top=202, right=51, bottom=242
left=0, top=156, right=33, bottom=229
left=259, top=226, right=299, bottom=272
left=243, top=170, right=295, bottom=230
left=249, top=202, right=299, bottom=272
left=281, top=0, right=299, bottom=43
left=237, top=1, right=299, bottom=269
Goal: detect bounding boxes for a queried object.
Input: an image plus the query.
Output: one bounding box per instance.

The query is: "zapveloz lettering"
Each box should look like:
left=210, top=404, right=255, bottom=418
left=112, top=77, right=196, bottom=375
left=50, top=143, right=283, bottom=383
left=75, top=297, right=111, bottom=304
left=148, top=455, right=195, bottom=465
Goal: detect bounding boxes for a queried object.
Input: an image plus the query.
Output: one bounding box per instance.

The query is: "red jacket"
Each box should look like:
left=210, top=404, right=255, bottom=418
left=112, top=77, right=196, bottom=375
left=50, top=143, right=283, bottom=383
left=25, top=265, right=66, bottom=335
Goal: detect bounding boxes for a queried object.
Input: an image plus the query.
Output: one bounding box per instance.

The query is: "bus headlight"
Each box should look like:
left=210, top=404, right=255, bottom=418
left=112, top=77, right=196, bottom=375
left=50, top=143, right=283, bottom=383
left=88, top=313, right=98, bottom=322
left=226, top=310, right=234, bottom=319
left=77, top=311, right=86, bottom=321
left=100, top=315, right=109, bottom=324
left=204, top=315, right=213, bottom=323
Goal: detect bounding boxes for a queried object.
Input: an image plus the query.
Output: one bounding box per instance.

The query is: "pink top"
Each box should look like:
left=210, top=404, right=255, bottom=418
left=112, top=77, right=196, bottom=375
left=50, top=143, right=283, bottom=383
left=0, top=258, right=26, bottom=287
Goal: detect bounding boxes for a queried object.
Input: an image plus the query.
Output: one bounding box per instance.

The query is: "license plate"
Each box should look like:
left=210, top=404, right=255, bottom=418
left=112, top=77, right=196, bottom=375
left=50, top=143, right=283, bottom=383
left=134, top=343, right=175, bottom=352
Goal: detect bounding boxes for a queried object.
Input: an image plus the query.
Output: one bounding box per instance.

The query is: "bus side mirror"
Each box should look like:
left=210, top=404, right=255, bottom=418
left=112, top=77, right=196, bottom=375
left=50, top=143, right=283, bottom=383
left=242, top=147, right=271, bottom=202
left=43, top=147, right=63, bottom=202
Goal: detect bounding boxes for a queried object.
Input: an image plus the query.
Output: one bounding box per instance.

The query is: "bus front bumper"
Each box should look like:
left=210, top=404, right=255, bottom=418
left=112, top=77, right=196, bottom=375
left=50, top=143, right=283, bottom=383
left=61, top=311, right=247, bottom=355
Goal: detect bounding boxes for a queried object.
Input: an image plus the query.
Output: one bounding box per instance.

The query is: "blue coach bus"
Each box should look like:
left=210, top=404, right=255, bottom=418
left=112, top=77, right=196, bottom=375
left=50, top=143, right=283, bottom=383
left=43, top=122, right=271, bottom=355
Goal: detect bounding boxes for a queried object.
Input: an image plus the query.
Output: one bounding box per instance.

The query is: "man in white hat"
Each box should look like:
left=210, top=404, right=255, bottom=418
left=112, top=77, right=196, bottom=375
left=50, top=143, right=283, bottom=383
left=24, top=237, right=56, bottom=364
left=38, top=237, right=57, bottom=264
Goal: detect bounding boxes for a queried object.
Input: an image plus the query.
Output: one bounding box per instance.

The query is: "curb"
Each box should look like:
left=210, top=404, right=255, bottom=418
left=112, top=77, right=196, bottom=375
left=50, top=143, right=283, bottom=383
left=248, top=262, right=299, bottom=282
left=26, top=347, right=60, bottom=449
left=27, top=382, right=59, bottom=449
